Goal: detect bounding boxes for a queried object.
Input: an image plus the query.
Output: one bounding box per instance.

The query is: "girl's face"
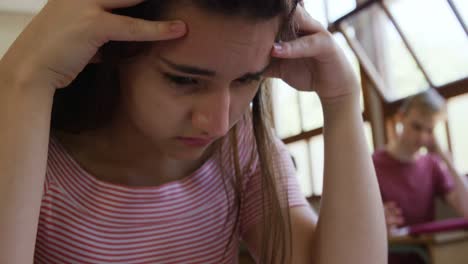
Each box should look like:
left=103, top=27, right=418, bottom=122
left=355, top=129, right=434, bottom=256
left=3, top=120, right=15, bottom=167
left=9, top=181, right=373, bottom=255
left=117, top=5, right=280, bottom=160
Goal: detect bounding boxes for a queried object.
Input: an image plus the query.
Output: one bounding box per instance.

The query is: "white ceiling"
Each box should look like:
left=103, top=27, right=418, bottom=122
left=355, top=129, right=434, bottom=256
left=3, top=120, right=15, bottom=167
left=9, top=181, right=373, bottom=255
left=0, top=0, right=46, bottom=14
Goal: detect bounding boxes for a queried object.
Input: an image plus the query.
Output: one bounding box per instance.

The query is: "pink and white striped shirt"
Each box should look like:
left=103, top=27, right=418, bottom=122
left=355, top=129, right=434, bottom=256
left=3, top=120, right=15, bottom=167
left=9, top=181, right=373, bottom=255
left=35, top=120, right=306, bottom=263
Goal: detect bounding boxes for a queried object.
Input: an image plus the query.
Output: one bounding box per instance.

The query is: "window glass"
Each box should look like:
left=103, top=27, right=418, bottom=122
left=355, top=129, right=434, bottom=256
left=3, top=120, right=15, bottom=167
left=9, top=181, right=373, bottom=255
left=341, top=5, right=428, bottom=101
left=386, top=0, right=468, bottom=86
left=299, top=91, right=324, bottom=131
left=325, top=0, right=357, bottom=23
left=364, top=122, right=374, bottom=152
left=287, top=140, right=313, bottom=196
left=433, top=121, right=449, bottom=153
left=304, top=0, right=328, bottom=26
left=448, top=94, right=468, bottom=173
left=309, top=135, right=324, bottom=196
left=272, top=79, right=302, bottom=138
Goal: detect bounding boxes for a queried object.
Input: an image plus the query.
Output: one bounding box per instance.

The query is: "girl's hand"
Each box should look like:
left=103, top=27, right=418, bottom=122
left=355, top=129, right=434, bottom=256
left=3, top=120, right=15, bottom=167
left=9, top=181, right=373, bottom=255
left=266, top=5, right=359, bottom=101
left=3, top=0, right=186, bottom=90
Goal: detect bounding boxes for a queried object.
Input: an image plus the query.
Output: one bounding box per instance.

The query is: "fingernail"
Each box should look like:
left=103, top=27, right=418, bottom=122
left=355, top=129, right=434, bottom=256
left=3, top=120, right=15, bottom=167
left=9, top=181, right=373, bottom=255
left=169, top=21, right=186, bottom=33
left=273, top=43, right=283, bottom=52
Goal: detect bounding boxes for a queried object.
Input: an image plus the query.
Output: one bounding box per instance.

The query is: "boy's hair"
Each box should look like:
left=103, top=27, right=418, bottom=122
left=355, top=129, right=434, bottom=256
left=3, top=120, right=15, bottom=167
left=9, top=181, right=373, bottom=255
left=399, top=88, right=447, bottom=116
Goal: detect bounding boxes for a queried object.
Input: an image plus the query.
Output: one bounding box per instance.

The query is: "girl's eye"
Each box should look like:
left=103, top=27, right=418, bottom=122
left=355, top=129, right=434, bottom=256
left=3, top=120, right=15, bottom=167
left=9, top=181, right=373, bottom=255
left=163, top=73, right=199, bottom=86
left=234, top=76, right=261, bottom=86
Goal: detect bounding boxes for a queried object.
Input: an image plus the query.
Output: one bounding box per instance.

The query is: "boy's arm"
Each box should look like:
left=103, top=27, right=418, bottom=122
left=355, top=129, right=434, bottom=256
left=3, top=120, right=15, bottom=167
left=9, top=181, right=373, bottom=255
left=429, top=139, right=468, bottom=218
left=442, top=157, right=468, bottom=218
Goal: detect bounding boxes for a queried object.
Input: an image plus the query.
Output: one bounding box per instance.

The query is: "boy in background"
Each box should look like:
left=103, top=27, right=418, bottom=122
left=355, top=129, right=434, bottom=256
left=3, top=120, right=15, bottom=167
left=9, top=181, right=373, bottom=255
left=373, top=89, right=468, bottom=264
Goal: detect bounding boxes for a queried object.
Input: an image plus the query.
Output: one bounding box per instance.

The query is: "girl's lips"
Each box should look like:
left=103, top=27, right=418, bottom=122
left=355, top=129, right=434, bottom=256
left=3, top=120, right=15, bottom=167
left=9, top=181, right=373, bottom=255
left=176, top=137, right=213, bottom=147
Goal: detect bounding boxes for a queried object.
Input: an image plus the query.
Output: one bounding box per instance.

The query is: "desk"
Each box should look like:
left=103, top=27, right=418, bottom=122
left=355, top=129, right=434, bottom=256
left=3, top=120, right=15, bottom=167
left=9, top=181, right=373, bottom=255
left=390, top=231, right=468, bottom=264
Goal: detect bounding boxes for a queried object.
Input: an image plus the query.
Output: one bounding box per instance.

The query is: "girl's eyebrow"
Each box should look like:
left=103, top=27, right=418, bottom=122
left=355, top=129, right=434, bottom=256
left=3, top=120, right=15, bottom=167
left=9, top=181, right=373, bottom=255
left=238, top=65, right=269, bottom=80
left=159, top=56, right=216, bottom=76
left=158, top=56, right=270, bottom=79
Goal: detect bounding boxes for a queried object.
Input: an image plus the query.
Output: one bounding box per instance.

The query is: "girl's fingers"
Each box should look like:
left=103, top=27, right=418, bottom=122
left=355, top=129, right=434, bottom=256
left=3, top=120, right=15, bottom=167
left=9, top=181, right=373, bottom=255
left=100, top=13, right=187, bottom=42
left=271, top=31, right=332, bottom=59
left=271, top=6, right=332, bottom=60
left=97, top=0, right=146, bottom=9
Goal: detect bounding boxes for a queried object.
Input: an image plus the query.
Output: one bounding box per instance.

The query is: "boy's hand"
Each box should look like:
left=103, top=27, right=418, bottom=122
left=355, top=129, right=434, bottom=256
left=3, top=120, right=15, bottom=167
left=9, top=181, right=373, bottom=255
left=384, top=201, right=405, bottom=236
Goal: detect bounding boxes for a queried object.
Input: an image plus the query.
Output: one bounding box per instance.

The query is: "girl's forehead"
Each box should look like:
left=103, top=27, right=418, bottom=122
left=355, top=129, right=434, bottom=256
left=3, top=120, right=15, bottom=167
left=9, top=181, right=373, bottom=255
left=171, top=4, right=281, bottom=41
left=151, top=6, right=280, bottom=78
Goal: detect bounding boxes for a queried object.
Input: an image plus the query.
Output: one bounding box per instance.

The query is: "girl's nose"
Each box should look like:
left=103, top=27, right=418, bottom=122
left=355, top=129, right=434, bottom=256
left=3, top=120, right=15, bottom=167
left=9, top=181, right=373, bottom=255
left=192, top=89, right=230, bottom=137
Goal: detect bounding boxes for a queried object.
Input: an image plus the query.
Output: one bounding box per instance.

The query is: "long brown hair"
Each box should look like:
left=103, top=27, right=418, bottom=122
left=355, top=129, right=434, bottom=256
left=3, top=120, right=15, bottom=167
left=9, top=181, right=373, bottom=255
left=52, top=1, right=299, bottom=262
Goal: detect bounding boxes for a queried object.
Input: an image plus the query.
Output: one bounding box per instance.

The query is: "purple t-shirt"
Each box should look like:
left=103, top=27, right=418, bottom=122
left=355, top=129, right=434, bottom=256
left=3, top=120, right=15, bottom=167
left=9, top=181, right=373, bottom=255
left=373, top=149, right=454, bottom=226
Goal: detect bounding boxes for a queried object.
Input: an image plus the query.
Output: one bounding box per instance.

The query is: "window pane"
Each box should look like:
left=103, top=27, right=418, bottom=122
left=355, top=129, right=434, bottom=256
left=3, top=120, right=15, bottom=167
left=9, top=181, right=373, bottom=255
left=448, top=94, right=468, bottom=173
left=309, top=135, right=324, bottom=196
left=375, top=9, right=429, bottom=100
left=0, top=0, right=45, bottom=14
left=272, top=79, right=302, bottom=138
left=341, top=5, right=429, bottom=101
left=0, top=14, right=32, bottom=58
left=386, top=0, right=468, bottom=86
left=299, top=91, right=323, bottom=131
left=364, top=122, right=374, bottom=152
left=304, top=0, right=327, bottom=27
left=433, top=121, right=449, bottom=153
left=287, top=140, right=313, bottom=197
left=325, top=0, right=357, bottom=23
